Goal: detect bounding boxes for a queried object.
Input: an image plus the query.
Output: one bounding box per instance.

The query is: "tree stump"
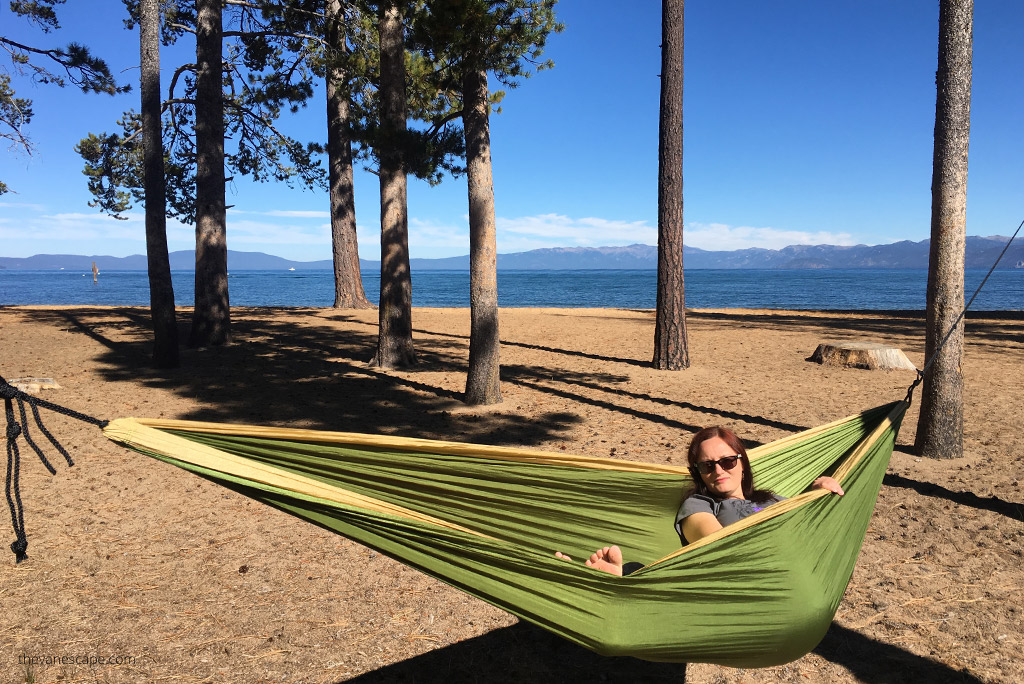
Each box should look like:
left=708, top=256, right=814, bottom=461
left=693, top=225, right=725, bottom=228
left=808, top=342, right=917, bottom=371
left=8, top=377, right=62, bottom=394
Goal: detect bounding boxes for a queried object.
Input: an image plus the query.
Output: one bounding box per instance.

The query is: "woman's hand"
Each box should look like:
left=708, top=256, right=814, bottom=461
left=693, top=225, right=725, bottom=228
left=811, top=479, right=843, bottom=493
left=812, top=476, right=844, bottom=495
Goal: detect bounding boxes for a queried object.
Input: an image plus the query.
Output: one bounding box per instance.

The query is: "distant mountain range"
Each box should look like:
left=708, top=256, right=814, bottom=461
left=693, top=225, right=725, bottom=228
left=2, top=236, right=1022, bottom=271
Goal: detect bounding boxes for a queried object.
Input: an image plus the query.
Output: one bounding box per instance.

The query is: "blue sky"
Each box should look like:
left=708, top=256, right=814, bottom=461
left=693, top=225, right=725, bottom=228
left=2, top=1, right=1022, bottom=261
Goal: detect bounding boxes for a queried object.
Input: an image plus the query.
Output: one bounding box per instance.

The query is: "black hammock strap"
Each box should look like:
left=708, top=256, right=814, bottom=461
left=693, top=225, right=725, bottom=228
left=903, top=220, right=1022, bottom=405
left=1, top=375, right=108, bottom=563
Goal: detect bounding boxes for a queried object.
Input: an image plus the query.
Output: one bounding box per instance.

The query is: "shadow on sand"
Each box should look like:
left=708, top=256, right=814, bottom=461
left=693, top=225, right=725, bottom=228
left=17, top=306, right=821, bottom=447
left=883, top=472, right=1023, bottom=522
left=19, top=307, right=582, bottom=448
left=339, top=619, right=983, bottom=684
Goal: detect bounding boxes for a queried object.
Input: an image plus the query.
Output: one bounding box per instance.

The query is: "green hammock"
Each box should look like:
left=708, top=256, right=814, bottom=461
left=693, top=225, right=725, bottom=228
left=102, top=399, right=906, bottom=667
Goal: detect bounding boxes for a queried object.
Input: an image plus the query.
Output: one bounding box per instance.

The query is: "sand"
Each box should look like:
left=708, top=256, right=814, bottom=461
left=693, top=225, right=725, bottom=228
left=0, top=305, right=1021, bottom=684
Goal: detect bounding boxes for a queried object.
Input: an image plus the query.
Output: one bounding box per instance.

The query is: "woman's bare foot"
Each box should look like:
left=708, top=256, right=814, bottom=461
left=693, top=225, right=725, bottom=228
left=554, top=546, right=624, bottom=576
left=585, top=545, right=624, bottom=576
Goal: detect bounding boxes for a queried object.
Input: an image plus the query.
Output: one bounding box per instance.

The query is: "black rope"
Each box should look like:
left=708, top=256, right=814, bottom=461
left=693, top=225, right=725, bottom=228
left=1, top=375, right=109, bottom=563
left=904, top=220, right=1022, bottom=406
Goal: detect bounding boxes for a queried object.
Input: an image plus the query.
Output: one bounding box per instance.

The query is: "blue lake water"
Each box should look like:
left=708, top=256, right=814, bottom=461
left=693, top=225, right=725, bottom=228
left=1, top=269, right=1021, bottom=310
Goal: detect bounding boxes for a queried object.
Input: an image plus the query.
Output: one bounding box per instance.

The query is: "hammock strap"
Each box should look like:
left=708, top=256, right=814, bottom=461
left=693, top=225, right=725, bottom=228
left=905, top=220, right=1022, bottom=405
left=0, top=375, right=109, bottom=563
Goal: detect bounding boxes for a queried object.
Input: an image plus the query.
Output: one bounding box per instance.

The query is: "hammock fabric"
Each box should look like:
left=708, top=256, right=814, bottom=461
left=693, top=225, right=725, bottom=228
left=102, top=400, right=907, bottom=667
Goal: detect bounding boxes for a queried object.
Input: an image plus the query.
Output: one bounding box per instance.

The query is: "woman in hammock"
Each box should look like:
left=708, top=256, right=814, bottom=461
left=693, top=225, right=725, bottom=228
left=556, top=425, right=844, bottom=575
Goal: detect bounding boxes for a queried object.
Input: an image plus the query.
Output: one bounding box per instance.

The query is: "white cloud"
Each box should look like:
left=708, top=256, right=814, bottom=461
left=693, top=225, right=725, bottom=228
left=225, top=218, right=331, bottom=247
left=684, top=222, right=856, bottom=251
left=0, top=209, right=192, bottom=257
left=0, top=211, right=143, bottom=245
left=409, top=217, right=468, bottom=252
left=497, top=213, right=657, bottom=246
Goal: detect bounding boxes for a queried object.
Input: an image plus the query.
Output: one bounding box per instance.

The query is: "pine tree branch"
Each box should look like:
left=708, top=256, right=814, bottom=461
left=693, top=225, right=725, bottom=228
left=427, top=109, right=464, bottom=139
left=0, top=120, right=33, bottom=154
left=167, top=22, right=197, bottom=35
left=0, top=36, right=124, bottom=93
left=167, top=63, right=197, bottom=99
left=225, top=100, right=293, bottom=148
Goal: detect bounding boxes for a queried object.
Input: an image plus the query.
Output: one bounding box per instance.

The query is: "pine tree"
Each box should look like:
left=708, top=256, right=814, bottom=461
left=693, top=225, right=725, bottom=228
left=369, top=0, right=416, bottom=367
left=325, top=0, right=372, bottom=308
left=916, top=0, right=972, bottom=459
left=653, top=0, right=689, bottom=371
left=414, top=0, right=562, bottom=404
left=139, top=0, right=180, bottom=366
left=190, top=0, right=230, bottom=346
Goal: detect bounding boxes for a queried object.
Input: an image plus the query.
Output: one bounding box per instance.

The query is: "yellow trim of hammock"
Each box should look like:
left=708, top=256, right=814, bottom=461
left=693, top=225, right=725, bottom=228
left=126, top=405, right=882, bottom=475
left=104, top=418, right=493, bottom=539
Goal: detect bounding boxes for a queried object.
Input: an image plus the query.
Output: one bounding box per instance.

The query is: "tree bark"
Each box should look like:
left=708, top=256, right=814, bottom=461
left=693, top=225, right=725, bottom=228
left=189, top=0, right=230, bottom=347
left=463, top=67, right=501, bottom=405
left=139, top=0, right=179, bottom=368
left=326, top=0, right=371, bottom=309
left=370, top=1, right=415, bottom=367
left=916, top=0, right=972, bottom=459
left=653, top=0, right=689, bottom=370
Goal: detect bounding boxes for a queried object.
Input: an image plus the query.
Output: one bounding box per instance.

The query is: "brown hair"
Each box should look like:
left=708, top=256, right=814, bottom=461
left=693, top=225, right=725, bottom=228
left=686, top=426, right=776, bottom=503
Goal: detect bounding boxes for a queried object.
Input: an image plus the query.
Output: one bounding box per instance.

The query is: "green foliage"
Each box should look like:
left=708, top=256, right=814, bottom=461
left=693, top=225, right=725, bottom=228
left=3, top=0, right=127, bottom=94
left=337, top=2, right=466, bottom=184
left=413, top=0, right=563, bottom=89
left=77, top=112, right=196, bottom=220
left=81, top=0, right=328, bottom=223
left=74, top=0, right=559, bottom=217
left=10, top=0, right=63, bottom=31
left=0, top=72, right=33, bottom=156
left=77, top=127, right=142, bottom=220
left=353, top=0, right=562, bottom=183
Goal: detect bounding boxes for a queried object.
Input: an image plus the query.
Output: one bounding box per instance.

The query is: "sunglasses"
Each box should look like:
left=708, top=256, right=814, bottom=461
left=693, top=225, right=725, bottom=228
left=692, top=455, right=742, bottom=475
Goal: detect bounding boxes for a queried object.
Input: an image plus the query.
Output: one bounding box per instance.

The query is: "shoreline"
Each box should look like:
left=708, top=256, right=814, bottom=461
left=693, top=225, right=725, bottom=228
left=4, top=303, right=1023, bottom=318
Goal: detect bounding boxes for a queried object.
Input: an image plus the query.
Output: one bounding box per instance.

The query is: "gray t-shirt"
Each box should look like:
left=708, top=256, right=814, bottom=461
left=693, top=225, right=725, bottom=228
left=674, top=493, right=786, bottom=543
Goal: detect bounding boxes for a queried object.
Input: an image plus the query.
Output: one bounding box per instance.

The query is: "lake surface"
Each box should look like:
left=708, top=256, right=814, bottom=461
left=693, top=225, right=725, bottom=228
left=1, top=269, right=1021, bottom=310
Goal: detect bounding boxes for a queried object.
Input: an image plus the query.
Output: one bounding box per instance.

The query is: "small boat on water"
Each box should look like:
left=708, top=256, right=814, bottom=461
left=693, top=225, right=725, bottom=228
left=288, top=267, right=296, bottom=271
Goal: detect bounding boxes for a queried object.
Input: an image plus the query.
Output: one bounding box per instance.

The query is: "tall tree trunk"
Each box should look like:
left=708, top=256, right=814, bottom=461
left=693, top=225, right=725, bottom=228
left=916, top=0, right=972, bottom=459
left=189, top=0, right=230, bottom=347
left=463, top=67, right=501, bottom=405
left=653, top=0, right=689, bottom=371
left=326, top=0, right=371, bottom=309
left=139, top=0, right=179, bottom=368
left=370, top=1, right=415, bottom=367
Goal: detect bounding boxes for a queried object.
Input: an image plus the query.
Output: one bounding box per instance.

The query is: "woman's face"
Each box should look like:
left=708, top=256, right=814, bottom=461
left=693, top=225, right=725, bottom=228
left=695, top=436, right=745, bottom=500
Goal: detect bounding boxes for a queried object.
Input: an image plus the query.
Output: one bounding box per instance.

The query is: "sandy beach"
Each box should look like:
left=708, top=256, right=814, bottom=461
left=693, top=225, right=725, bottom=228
left=1, top=305, right=1021, bottom=683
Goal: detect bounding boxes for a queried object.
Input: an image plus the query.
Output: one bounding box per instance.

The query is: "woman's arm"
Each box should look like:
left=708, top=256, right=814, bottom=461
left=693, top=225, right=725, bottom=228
left=680, top=511, right=723, bottom=544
